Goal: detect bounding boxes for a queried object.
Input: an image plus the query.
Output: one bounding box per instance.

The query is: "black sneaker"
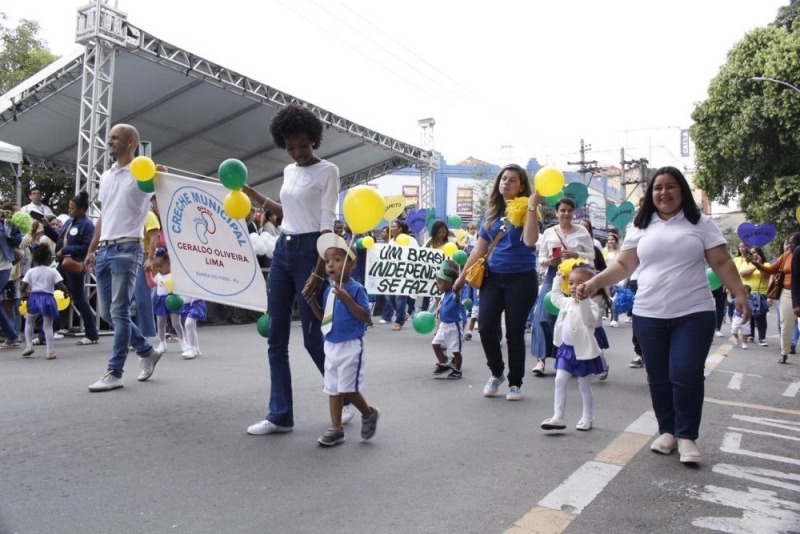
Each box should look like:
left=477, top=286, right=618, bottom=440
left=433, top=363, right=451, bottom=375
left=446, top=369, right=462, bottom=380
left=361, top=407, right=380, bottom=440
left=628, top=356, right=644, bottom=368
left=791, top=346, right=797, bottom=355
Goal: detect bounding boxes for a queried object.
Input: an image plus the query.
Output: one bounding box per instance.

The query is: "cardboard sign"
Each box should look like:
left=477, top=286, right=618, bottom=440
left=365, top=244, right=446, bottom=297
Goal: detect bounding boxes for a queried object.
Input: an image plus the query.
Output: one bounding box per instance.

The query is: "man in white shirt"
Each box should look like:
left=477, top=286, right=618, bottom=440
left=20, top=187, right=55, bottom=218
left=84, top=124, right=163, bottom=392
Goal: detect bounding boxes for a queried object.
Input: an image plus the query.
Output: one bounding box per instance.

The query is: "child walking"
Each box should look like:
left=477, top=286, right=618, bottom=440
left=730, top=285, right=755, bottom=349
left=152, top=249, right=186, bottom=353
left=21, top=245, right=69, bottom=360
left=541, top=265, right=605, bottom=432
left=432, top=260, right=465, bottom=379
left=305, top=234, right=379, bottom=447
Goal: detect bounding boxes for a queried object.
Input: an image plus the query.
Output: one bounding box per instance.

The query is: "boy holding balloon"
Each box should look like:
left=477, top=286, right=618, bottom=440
left=305, top=233, right=379, bottom=447
left=430, top=259, right=466, bottom=379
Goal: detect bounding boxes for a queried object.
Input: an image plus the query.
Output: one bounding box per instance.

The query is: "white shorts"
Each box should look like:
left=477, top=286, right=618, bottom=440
left=323, top=338, right=365, bottom=395
left=470, top=305, right=479, bottom=319
left=730, top=315, right=746, bottom=335
left=432, top=321, right=463, bottom=354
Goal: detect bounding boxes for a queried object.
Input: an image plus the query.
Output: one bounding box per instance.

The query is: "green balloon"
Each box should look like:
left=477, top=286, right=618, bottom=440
left=256, top=313, right=271, bottom=338
left=412, top=311, right=436, bottom=335
left=165, top=293, right=184, bottom=312
left=452, top=250, right=468, bottom=266
left=706, top=267, right=722, bottom=290
left=544, top=191, right=565, bottom=206
left=218, top=158, right=248, bottom=190
left=544, top=293, right=559, bottom=316
left=447, top=214, right=462, bottom=228
left=137, top=178, right=155, bottom=193
left=355, top=237, right=365, bottom=250
left=464, top=298, right=473, bottom=311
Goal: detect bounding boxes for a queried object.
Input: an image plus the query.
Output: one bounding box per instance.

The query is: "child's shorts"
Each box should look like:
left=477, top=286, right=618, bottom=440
left=470, top=305, right=479, bottom=319
left=730, top=315, right=746, bottom=335
left=323, top=338, right=366, bottom=395
left=432, top=321, right=462, bottom=353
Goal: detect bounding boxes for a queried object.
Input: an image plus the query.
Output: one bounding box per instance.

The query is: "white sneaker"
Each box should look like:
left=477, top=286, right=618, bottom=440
left=156, top=342, right=168, bottom=353
left=624, top=317, right=632, bottom=323
left=506, top=386, right=522, bottom=401
left=182, top=349, right=199, bottom=359
left=576, top=419, right=593, bottom=431
left=715, top=330, right=724, bottom=337
left=740, top=343, right=748, bottom=350
left=179, top=339, right=189, bottom=352
left=137, top=348, right=163, bottom=381
left=341, top=404, right=356, bottom=425
left=609, top=320, right=619, bottom=328
left=53, top=333, right=64, bottom=340
left=378, top=319, right=388, bottom=324
left=247, top=420, right=293, bottom=435
left=541, top=417, right=566, bottom=430
left=483, top=374, right=504, bottom=397
left=88, top=372, right=123, bottom=392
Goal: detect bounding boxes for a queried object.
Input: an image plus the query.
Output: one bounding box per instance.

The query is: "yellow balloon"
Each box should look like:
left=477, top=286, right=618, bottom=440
left=223, top=190, right=252, bottom=219
left=18, top=300, right=27, bottom=317
left=130, top=156, right=157, bottom=182
left=343, top=186, right=385, bottom=234
left=167, top=278, right=173, bottom=293
left=534, top=166, right=565, bottom=197
left=441, top=242, right=457, bottom=258
left=362, top=236, right=375, bottom=249
left=796, top=205, right=800, bottom=223
left=54, top=290, right=71, bottom=311
left=383, top=195, right=406, bottom=222
left=396, top=234, right=411, bottom=246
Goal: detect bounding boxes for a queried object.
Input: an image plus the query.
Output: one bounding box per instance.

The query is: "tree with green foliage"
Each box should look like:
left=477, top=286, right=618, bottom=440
left=691, top=5, right=800, bottom=241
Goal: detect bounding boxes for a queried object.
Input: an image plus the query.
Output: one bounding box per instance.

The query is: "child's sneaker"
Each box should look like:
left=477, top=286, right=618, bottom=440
left=446, top=368, right=462, bottom=380
left=21, top=347, right=34, bottom=358
left=628, top=356, right=644, bottom=368
left=433, top=363, right=451, bottom=375
left=483, top=374, right=504, bottom=397
left=576, top=419, right=593, bottom=431
left=463, top=332, right=472, bottom=341
left=541, top=417, right=566, bottom=430
left=740, top=343, right=748, bottom=350
left=361, top=406, right=380, bottom=440
left=317, top=427, right=345, bottom=447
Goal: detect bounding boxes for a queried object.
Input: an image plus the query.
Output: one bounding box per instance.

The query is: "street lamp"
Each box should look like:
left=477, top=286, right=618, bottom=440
left=751, top=76, right=800, bottom=94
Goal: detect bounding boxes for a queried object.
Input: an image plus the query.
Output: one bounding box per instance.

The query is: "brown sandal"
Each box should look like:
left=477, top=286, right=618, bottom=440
left=392, top=324, right=402, bottom=331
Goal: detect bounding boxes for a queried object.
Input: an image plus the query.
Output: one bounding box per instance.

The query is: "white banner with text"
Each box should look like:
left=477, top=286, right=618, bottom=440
left=365, top=243, right=446, bottom=297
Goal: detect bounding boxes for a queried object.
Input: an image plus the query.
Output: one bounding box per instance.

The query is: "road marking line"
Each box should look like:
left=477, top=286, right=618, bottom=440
left=783, top=381, right=800, bottom=398
left=728, top=426, right=800, bottom=441
left=705, top=397, right=800, bottom=416
left=594, top=432, right=652, bottom=466
left=625, top=410, right=658, bottom=435
left=715, top=370, right=761, bottom=390
left=721, top=431, right=800, bottom=466
left=537, top=461, right=622, bottom=515
left=508, top=508, right=574, bottom=534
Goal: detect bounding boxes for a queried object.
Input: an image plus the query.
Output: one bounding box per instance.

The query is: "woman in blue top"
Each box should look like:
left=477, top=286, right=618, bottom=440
left=55, top=191, right=99, bottom=345
left=453, top=164, right=540, bottom=401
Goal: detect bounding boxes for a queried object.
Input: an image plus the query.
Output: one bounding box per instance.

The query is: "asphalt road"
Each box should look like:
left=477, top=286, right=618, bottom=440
left=1, top=310, right=798, bottom=533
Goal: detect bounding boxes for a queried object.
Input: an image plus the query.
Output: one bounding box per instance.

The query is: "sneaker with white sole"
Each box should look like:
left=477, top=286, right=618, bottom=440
left=433, top=363, right=452, bottom=375
left=341, top=404, right=356, bottom=425
left=88, top=372, right=124, bottom=392
left=483, top=374, right=505, bottom=397
left=506, top=386, right=522, bottom=401
left=378, top=319, right=388, bottom=324
left=361, top=406, right=380, bottom=440
left=318, top=427, right=345, bottom=446
left=463, top=332, right=472, bottom=341
left=53, top=333, right=64, bottom=340
left=247, top=420, right=293, bottom=435
left=628, top=356, right=644, bottom=368
left=137, top=348, right=163, bottom=381
left=156, top=342, right=168, bottom=353
left=182, top=349, right=199, bottom=359
left=715, top=330, right=724, bottom=337
left=532, top=360, right=546, bottom=376
left=740, top=343, right=748, bottom=350
left=541, top=417, right=566, bottom=430
left=598, top=365, right=609, bottom=381
left=758, top=340, right=768, bottom=347
left=678, top=438, right=702, bottom=464
left=576, top=419, right=593, bottom=431
left=608, top=320, right=619, bottom=328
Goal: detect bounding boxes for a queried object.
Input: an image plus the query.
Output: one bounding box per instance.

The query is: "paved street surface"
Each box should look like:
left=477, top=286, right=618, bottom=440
left=1, top=310, right=798, bottom=533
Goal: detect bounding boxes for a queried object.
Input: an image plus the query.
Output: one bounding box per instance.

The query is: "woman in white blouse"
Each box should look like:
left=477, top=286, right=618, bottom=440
left=530, top=198, right=595, bottom=376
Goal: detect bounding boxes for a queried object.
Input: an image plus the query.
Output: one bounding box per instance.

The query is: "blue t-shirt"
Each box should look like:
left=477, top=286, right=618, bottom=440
left=478, top=218, right=537, bottom=274
left=324, top=279, right=370, bottom=343
left=439, top=291, right=464, bottom=324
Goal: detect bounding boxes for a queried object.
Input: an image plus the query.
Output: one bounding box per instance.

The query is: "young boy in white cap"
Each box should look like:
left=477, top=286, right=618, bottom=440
left=304, top=233, right=379, bottom=446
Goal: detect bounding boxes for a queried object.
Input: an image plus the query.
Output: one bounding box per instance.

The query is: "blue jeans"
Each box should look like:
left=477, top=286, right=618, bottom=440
left=63, top=270, right=99, bottom=341
left=378, top=295, right=393, bottom=322
left=95, top=242, right=154, bottom=377
left=0, top=268, right=19, bottom=342
left=266, top=233, right=326, bottom=428
left=133, top=265, right=156, bottom=338
left=633, top=311, right=715, bottom=440
left=388, top=295, right=409, bottom=326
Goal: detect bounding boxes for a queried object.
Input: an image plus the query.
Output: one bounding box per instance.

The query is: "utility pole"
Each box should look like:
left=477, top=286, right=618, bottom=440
left=619, top=147, right=649, bottom=201
left=568, top=138, right=600, bottom=187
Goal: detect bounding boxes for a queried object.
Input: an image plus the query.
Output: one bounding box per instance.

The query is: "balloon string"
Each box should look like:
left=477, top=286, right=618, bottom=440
left=164, top=166, right=218, bottom=181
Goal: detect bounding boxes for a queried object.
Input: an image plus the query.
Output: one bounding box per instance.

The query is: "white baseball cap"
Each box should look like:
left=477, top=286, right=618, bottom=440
left=316, top=233, right=356, bottom=261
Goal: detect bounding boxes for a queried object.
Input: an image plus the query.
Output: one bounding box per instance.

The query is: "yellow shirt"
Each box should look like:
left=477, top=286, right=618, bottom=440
left=734, top=256, right=768, bottom=293
left=143, top=211, right=161, bottom=255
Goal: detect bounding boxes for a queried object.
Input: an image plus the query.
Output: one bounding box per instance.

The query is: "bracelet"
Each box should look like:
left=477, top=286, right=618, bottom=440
left=311, top=272, right=325, bottom=281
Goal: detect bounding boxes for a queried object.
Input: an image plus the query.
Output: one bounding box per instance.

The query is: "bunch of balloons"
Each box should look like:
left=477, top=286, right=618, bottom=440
left=219, top=159, right=251, bottom=219
left=249, top=232, right=277, bottom=258
left=534, top=166, right=565, bottom=197
left=356, top=236, right=376, bottom=250
left=131, top=156, right=158, bottom=193
left=343, top=186, right=385, bottom=234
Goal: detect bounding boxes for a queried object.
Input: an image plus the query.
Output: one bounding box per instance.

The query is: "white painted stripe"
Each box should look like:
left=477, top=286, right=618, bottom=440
left=537, top=461, right=622, bottom=515
left=783, top=381, right=800, bottom=398
left=706, top=353, right=725, bottom=365
left=720, top=431, right=800, bottom=466
left=625, top=410, right=658, bottom=436
left=732, top=414, right=800, bottom=433
left=712, top=463, right=800, bottom=492
left=728, top=426, right=800, bottom=441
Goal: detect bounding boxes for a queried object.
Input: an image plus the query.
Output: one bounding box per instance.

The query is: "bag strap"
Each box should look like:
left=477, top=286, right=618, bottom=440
left=483, top=220, right=506, bottom=259
left=555, top=228, right=569, bottom=250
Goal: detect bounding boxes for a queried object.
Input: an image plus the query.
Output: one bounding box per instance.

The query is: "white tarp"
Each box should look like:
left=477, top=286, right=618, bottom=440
left=0, top=140, right=22, bottom=164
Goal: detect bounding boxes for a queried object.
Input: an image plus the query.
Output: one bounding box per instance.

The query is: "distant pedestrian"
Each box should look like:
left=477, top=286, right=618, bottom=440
left=431, top=260, right=465, bottom=379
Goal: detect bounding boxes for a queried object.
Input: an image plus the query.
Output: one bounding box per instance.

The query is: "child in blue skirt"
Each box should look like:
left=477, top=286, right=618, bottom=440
left=152, top=248, right=186, bottom=353
left=21, top=245, right=69, bottom=360
left=541, top=265, right=605, bottom=432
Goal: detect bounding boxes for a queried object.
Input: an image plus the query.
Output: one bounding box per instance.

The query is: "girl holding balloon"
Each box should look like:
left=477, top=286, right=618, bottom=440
left=20, top=244, right=69, bottom=360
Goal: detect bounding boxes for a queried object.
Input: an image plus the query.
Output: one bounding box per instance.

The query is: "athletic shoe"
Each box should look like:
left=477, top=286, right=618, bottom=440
left=137, top=348, right=164, bottom=381
left=446, top=369, right=462, bottom=380
left=624, top=317, right=632, bottom=323
left=628, top=356, right=644, bottom=368
left=88, top=372, right=123, bottom=392
left=740, top=343, right=748, bottom=350
left=361, top=406, right=380, bottom=440
left=483, top=374, right=505, bottom=397
left=21, top=347, right=34, bottom=358
left=182, top=349, right=199, bottom=359
left=650, top=433, right=677, bottom=455
left=341, top=404, right=356, bottom=425
left=678, top=439, right=702, bottom=464
left=318, top=427, right=345, bottom=447
left=715, top=330, right=724, bottom=337
left=541, top=417, right=566, bottom=430
left=463, top=332, right=472, bottom=341
left=53, top=333, right=64, bottom=340
left=506, top=386, right=522, bottom=401
left=378, top=319, right=388, bottom=324
left=790, top=345, right=796, bottom=355
left=433, top=363, right=452, bottom=375
left=576, top=419, right=593, bottom=431
left=532, top=360, right=545, bottom=376
left=598, top=366, right=609, bottom=381
left=758, top=340, right=768, bottom=347
left=156, top=342, right=168, bottom=353
left=247, top=420, right=293, bottom=435
left=608, top=320, right=619, bottom=328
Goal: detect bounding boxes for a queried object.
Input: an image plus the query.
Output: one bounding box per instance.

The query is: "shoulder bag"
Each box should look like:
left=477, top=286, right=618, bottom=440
left=59, top=222, right=85, bottom=274
left=765, top=255, right=787, bottom=300
left=464, top=223, right=505, bottom=289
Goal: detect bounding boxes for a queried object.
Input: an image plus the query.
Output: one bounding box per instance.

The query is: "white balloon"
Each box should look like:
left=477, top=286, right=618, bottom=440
left=263, top=234, right=277, bottom=259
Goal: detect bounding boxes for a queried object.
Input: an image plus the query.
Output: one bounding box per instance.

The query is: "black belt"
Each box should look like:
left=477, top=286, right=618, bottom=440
left=98, top=237, right=143, bottom=247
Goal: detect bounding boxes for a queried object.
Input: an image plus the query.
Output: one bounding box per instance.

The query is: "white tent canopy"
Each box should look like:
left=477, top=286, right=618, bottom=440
left=0, top=140, right=22, bottom=164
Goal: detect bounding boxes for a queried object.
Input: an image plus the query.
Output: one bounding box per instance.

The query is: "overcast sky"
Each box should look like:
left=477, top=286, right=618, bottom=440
left=3, top=0, right=788, bottom=169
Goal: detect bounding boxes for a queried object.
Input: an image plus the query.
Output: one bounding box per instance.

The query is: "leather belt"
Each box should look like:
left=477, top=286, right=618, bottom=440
left=98, top=237, right=143, bottom=247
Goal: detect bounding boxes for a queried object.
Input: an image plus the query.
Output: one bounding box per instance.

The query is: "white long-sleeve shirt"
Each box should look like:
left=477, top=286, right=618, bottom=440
left=278, top=160, right=339, bottom=234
